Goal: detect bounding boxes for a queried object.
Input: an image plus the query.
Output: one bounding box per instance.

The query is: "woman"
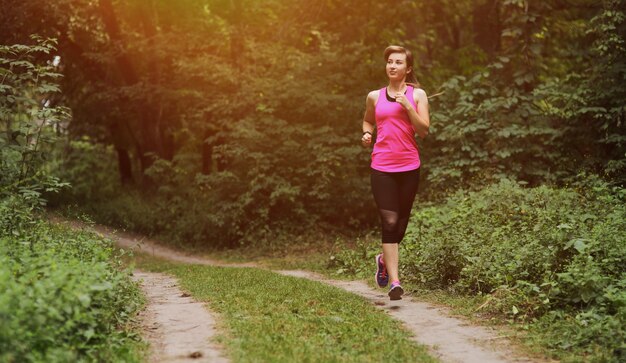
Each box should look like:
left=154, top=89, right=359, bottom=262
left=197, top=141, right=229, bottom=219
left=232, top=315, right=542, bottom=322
left=361, top=45, right=430, bottom=300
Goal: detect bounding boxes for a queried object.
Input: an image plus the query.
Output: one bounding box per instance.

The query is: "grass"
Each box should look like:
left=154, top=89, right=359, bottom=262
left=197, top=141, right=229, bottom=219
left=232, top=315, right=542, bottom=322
left=204, top=242, right=333, bottom=272
left=201, top=240, right=558, bottom=362
left=132, top=253, right=437, bottom=363
left=205, top=232, right=380, bottom=279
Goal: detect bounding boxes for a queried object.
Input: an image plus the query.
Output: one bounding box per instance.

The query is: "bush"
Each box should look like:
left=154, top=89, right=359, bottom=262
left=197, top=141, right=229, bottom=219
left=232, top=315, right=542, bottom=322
left=48, top=138, right=121, bottom=202
left=51, top=130, right=376, bottom=249
left=0, top=198, right=144, bottom=362
left=405, top=177, right=625, bottom=359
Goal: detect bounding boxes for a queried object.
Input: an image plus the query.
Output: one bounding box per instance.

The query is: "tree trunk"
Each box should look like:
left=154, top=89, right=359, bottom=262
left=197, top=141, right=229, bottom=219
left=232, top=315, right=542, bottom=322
left=201, top=129, right=213, bottom=175
left=116, top=147, right=133, bottom=184
left=137, top=0, right=166, bottom=166
left=473, top=0, right=502, bottom=57
left=98, top=0, right=160, bottom=176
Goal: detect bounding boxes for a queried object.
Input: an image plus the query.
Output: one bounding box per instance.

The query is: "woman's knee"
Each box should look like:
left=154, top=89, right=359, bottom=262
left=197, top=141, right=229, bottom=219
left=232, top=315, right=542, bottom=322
left=381, top=217, right=399, bottom=232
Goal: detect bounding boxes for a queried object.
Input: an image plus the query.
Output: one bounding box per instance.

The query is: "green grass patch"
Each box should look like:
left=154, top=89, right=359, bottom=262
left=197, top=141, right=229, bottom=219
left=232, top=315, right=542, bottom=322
left=205, top=236, right=339, bottom=273
left=134, top=254, right=437, bottom=363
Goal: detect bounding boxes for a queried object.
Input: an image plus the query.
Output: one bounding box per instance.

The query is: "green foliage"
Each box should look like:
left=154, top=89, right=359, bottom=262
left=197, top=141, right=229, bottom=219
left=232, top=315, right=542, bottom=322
left=425, top=1, right=559, bottom=192
left=0, top=37, right=144, bottom=362
left=22, top=0, right=621, bottom=248
left=0, top=35, right=69, bottom=205
left=0, top=199, right=144, bottom=362
left=328, top=237, right=379, bottom=279
left=428, top=62, right=558, bottom=191
left=52, top=40, right=379, bottom=247
left=422, top=1, right=626, bottom=194
left=49, top=138, right=121, bottom=201
left=53, top=126, right=374, bottom=248
left=406, top=178, right=625, bottom=359
left=536, top=0, right=626, bottom=183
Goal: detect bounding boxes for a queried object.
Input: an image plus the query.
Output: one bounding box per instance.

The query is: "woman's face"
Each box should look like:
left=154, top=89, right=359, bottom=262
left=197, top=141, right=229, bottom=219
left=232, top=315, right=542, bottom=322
left=386, top=52, right=410, bottom=81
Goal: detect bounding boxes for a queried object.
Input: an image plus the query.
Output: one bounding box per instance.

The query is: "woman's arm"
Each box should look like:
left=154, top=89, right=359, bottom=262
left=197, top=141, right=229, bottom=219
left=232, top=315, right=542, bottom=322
left=395, top=88, right=430, bottom=139
left=361, top=91, right=377, bottom=147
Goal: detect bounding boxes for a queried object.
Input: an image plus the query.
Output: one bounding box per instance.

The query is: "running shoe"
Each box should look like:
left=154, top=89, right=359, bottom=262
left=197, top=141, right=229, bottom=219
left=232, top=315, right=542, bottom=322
left=388, top=281, right=404, bottom=300
left=375, top=254, right=389, bottom=287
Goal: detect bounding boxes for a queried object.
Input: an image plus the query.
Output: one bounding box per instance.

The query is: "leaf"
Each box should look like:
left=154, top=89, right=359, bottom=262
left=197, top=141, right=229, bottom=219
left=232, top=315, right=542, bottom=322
left=84, top=328, right=95, bottom=339
left=565, top=238, right=588, bottom=253
left=90, top=282, right=113, bottom=291
left=78, top=293, right=92, bottom=307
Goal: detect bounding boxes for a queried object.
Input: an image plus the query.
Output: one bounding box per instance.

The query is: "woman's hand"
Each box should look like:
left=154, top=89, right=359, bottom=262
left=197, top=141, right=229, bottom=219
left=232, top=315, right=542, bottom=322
left=394, top=92, right=411, bottom=110
left=362, top=131, right=373, bottom=147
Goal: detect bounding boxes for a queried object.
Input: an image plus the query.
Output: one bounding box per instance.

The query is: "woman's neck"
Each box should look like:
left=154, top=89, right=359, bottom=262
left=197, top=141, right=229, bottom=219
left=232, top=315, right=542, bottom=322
left=387, top=80, right=406, bottom=94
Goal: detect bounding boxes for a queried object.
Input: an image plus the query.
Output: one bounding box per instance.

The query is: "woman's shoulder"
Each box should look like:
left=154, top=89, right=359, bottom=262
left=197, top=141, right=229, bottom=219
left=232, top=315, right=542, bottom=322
left=413, top=87, right=427, bottom=95
left=411, top=87, right=428, bottom=103
left=366, top=89, right=382, bottom=105
left=368, top=88, right=384, bottom=97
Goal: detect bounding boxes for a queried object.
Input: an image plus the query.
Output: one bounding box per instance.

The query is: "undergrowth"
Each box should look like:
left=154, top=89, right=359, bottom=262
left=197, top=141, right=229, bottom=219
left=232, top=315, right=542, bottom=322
left=0, top=197, right=145, bottom=362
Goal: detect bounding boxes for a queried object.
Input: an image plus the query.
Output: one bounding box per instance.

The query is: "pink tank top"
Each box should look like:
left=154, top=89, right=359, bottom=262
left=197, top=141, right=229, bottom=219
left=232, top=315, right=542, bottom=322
left=371, top=85, right=421, bottom=172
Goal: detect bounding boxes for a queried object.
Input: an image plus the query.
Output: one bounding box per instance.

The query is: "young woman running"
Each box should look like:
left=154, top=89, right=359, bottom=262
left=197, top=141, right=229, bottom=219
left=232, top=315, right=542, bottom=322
left=361, top=45, right=430, bottom=300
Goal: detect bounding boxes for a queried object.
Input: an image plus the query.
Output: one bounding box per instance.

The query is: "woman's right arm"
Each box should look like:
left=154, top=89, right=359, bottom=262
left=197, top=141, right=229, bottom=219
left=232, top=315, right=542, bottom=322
left=362, top=91, right=376, bottom=147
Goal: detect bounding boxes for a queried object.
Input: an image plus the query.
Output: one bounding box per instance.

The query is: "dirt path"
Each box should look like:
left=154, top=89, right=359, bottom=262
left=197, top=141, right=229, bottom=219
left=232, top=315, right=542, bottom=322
left=55, top=217, right=546, bottom=363
left=133, top=271, right=229, bottom=363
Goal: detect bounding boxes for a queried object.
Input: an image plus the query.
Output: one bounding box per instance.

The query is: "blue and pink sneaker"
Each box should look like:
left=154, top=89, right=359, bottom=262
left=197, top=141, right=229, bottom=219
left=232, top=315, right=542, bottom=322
left=388, top=280, right=404, bottom=300
left=375, top=254, right=388, bottom=287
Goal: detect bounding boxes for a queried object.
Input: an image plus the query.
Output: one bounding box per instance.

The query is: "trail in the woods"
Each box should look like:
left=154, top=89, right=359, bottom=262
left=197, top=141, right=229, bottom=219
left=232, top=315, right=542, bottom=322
left=57, top=217, right=549, bottom=363
left=133, top=271, right=229, bottom=363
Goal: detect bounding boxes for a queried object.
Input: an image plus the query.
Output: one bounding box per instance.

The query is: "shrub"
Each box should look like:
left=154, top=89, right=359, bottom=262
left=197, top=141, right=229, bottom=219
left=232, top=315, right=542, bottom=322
left=401, top=177, right=625, bottom=359
left=51, top=130, right=376, bottom=249
left=0, top=199, right=144, bottom=362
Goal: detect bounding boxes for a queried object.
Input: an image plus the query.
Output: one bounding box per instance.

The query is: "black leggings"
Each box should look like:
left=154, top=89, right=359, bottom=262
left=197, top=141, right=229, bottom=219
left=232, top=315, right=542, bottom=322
left=370, top=168, right=420, bottom=244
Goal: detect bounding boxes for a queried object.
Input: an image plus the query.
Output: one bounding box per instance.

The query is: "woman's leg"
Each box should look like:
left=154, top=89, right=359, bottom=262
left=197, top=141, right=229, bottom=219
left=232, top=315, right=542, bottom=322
left=371, top=168, right=420, bottom=288
left=396, top=168, right=421, bottom=243
left=382, top=242, right=400, bottom=283
left=370, top=169, right=402, bottom=283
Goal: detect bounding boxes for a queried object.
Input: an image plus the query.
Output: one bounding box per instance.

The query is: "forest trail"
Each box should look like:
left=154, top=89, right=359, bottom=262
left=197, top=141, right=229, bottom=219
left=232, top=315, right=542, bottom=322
left=133, top=271, right=229, bottom=363
left=56, top=218, right=548, bottom=363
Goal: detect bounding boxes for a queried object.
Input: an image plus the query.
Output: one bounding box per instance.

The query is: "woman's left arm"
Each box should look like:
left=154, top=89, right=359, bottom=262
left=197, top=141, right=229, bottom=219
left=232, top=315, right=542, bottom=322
left=399, top=88, right=430, bottom=139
